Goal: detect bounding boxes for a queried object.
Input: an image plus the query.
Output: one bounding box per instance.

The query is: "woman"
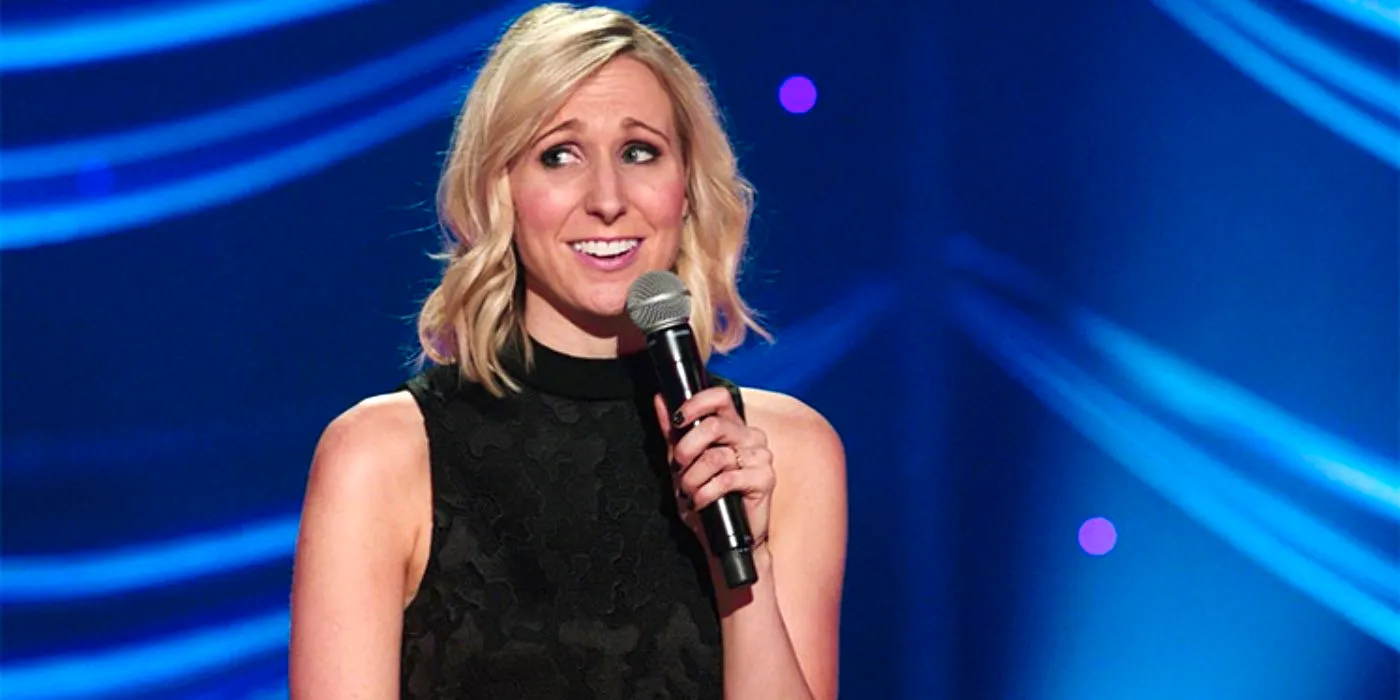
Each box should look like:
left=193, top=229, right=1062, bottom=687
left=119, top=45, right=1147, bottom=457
left=289, top=4, right=847, bottom=698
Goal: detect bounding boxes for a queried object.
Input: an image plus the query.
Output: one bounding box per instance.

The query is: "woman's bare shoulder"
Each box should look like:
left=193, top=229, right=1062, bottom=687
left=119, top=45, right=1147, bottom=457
left=737, top=388, right=844, bottom=463
left=317, top=391, right=425, bottom=454
left=304, top=390, right=429, bottom=514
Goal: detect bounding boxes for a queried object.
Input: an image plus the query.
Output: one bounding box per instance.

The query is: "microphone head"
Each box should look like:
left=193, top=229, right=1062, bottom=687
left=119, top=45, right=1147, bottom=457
left=626, top=270, right=692, bottom=334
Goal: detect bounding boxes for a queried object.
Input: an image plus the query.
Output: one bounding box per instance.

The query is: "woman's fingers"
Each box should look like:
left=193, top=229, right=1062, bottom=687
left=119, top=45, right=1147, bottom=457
left=654, top=388, right=774, bottom=533
left=672, top=415, right=758, bottom=472
left=668, top=387, right=743, bottom=430
left=688, top=449, right=775, bottom=511
left=677, top=444, right=736, bottom=499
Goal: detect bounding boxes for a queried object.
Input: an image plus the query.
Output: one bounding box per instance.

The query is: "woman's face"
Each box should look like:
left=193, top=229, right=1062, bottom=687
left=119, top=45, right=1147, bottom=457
left=510, top=56, right=687, bottom=339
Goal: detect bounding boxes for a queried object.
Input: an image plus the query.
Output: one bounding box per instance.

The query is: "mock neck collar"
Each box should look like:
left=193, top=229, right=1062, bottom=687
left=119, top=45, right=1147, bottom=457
left=502, top=336, right=656, bottom=400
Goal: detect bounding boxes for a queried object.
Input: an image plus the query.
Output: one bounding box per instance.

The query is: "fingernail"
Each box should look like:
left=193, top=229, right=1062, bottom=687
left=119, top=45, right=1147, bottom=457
left=671, top=409, right=686, bottom=428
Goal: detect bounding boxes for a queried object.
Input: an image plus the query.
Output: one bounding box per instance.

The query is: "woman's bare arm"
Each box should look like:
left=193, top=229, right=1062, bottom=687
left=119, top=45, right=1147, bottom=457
left=289, top=392, right=429, bottom=699
left=719, top=389, right=848, bottom=700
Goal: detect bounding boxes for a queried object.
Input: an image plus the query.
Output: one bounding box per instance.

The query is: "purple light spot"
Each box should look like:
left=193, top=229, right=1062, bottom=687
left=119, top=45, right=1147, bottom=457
left=1078, top=517, right=1117, bottom=556
left=778, top=75, right=817, bottom=114
left=77, top=158, right=114, bottom=197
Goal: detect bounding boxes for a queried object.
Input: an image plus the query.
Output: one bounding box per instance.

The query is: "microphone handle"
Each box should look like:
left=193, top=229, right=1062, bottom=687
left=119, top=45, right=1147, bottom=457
left=646, top=324, right=758, bottom=589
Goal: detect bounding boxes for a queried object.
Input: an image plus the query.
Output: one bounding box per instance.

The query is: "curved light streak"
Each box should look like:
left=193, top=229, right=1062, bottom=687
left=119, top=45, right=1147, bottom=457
left=1, top=516, right=300, bottom=604
left=0, top=0, right=382, bottom=73
left=0, top=79, right=461, bottom=250
left=947, top=234, right=1400, bottom=521
left=1202, top=0, right=1400, bottom=117
left=0, top=0, right=651, bottom=250
left=953, top=285, right=1400, bottom=599
left=950, top=284, right=1400, bottom=651
left=1078, top=315, right=1400, bottom=520
left=1154, top=0, right=1400, bottom=169
left=2, top=0, right=542, bottom=181
left=0, top=609, right=290, bottom=699
left=1295, top=0, right=1400, bottom=40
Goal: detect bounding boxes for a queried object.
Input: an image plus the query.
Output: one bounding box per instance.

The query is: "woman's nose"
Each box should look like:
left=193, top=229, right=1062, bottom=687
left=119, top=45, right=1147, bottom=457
left=584, top=161, right=627, bottom=224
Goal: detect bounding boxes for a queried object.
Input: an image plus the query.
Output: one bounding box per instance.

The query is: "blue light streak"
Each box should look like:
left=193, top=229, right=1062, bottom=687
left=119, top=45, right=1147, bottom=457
left=2, top=0, right=542, bottom=181
left=1, top=609, right=290, bottom=699
left=0, top=0, right=383, bottom=73
left=1202, top=0, right=1400, bottom=117
left=1295, top=0, right=1400, bottom=40
left=0, top=0, right=651, bottom=250
left=955, top=286, right=1400, bottom=600
left=2, top=516, right=300, bottom=604
left=947, top=234, right=1400, bottom=522
left=0, top=79, right=462, bottom=250
left=950, top=284, right=1400, bottom=651
left=1078, top=314, right=1400, bottom=521
left=1154, top=0, right=1400, bottom=169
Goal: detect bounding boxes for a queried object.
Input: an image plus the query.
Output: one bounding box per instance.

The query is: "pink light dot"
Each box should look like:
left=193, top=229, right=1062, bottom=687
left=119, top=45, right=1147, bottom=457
left=778, top=75, right=817, bottom=114
left=1078, top=517, right=1117, bottom=556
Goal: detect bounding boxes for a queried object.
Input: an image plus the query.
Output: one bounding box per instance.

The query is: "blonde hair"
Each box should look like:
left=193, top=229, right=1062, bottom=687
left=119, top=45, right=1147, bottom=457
left=417, top=2, right=767, bottom=396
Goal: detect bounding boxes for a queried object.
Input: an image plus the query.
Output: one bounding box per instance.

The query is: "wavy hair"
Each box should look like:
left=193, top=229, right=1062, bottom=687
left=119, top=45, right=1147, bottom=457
left=416, top=3, right=767, bottom=396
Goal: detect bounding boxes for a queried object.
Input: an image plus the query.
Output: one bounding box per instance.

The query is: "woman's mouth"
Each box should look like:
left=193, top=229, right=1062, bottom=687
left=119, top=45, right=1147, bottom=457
left=571, top=238, right=641, bottom=270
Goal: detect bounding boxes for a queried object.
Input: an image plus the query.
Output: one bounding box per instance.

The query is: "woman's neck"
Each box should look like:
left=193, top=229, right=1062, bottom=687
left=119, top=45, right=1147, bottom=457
left=522, top=292, right=647, bottom=359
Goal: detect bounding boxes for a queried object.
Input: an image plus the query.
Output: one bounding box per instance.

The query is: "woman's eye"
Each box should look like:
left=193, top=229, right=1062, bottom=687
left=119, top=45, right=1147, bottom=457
left=622, top=142, right=659, bottom=164
left=540, top=146, right=579, bottom=168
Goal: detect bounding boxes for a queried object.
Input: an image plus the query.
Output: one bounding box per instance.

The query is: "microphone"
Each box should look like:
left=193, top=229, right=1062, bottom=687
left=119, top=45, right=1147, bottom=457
left=626, top=270, right=758, bottom=589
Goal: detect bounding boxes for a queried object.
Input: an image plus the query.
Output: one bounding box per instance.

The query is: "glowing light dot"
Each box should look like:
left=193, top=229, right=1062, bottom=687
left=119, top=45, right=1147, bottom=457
left=778, top=75, right=817, bottom=114
left=1078, top=517, right=1117, bottom=556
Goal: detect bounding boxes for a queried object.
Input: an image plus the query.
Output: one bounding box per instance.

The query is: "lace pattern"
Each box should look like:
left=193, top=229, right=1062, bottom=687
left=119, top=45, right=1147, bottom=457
left=399, top=363, right=726, bottom=699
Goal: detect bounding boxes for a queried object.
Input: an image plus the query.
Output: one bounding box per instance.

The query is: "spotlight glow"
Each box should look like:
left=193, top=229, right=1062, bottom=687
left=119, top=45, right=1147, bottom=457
left=1079, top=517, right=1118, bottom=555
left=778, top=75, right=817, bottom=114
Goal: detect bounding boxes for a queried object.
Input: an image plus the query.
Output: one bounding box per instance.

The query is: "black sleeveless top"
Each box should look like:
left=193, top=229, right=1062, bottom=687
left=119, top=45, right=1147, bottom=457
left=398, top=340, right=735, bottom=698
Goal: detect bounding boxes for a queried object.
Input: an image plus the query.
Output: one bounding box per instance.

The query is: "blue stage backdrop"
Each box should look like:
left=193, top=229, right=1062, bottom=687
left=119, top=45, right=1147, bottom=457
left=3, top=1, right=1397, bottom=698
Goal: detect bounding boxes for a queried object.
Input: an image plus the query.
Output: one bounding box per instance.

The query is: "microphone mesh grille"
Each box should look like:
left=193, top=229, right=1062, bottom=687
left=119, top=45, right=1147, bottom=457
left=626, top=271, right=691, bottom=334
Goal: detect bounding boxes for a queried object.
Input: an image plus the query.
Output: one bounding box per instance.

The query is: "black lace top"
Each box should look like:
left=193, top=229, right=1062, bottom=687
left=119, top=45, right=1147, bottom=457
left=398, top=340, right=734, bottom=698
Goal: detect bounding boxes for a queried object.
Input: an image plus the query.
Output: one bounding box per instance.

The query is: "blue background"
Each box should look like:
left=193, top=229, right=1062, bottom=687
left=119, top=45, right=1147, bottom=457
left=3, top=1, right=1397, bottom=698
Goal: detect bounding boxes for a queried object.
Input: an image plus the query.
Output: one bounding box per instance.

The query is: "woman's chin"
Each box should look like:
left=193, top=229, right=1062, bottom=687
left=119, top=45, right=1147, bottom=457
left=576, top=286, right=633, bottom=317
left=566, top=296, right=631, bottom=327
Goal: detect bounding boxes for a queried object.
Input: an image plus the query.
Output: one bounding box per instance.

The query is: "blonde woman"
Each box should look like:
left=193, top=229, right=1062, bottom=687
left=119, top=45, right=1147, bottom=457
left=289, top=4, right=847, bottom=698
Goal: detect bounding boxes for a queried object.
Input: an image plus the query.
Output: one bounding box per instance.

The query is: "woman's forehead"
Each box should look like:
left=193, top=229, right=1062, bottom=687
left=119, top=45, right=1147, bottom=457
left=545, top=58, right=676, bottom=132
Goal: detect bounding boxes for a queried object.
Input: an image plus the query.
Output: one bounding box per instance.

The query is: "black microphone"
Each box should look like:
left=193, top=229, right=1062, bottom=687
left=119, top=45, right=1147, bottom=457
left=626, top=270, right=758, bottom=589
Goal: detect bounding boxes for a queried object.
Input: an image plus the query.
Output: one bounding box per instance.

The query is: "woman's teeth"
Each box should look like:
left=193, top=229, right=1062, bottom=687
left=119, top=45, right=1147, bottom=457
left=571, top=239, right=639, bottom=257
